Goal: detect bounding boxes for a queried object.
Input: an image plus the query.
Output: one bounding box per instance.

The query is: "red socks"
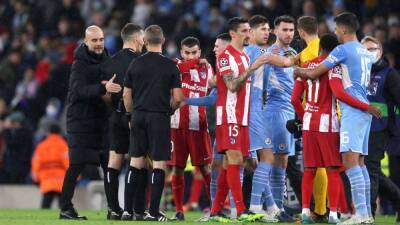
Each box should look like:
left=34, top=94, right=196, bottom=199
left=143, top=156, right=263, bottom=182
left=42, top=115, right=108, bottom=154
left=327, top=170, right=341, bottom=212
left=171, top=175, right=184, bottom=212
left=302, top=170, right=316, bottom=209
left=227, top=165, right=245, bottom=215
left=338, top=174, right=350, bottom=214
left=189, top=177, right=204, bottom=204
left=211, top=168, right=229, bottom=214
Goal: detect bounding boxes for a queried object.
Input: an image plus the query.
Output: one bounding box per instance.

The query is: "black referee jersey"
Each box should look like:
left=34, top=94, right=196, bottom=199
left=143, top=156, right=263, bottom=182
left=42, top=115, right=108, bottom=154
left=101, top=48, right=140, bottom=111
left=101, top=48, right=140, bottom=153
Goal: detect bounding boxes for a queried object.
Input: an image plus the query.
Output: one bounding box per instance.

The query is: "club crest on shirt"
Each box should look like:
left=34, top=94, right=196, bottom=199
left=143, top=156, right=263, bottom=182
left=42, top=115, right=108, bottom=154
left=219, top=58, right=228, bottom=67
left=333, top=65, right=342, bottom=75
left=199, top=71, right=207, bottom=79
left=279, top=143, right=286, bottom=150
left=265, top=138, right=272, bottom=145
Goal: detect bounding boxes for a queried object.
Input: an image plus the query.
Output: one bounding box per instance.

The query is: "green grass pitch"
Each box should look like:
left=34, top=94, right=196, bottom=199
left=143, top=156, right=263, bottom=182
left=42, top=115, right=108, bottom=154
left=0, top=209, right=396, bottom=225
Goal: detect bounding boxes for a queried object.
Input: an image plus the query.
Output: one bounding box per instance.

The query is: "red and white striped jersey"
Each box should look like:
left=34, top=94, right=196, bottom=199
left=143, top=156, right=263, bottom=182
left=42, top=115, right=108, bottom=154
left=171, top=59, right=213, bottom=131
left=215, top=44, right=251, bottom=126
left=295, top=56, right=340, bottom=132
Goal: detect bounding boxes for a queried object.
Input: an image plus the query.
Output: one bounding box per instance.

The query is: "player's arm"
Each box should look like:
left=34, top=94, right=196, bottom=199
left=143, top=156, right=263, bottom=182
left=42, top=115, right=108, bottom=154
left=328, top=66, right=381, bottom=118
left=123, top=66, right=134, bottom=114
left=186, top=88, right=217, bottom=107
left=123, top=87, right=132, bottom=113
left=295, top=46, right=348, bottom=80
left=223, top=55, right=269, bottom=92
left=291, top=78, right=306, bottom=120
left=294, top=63, right=330, bottom=80
left=170, top=64, right=184, bottom=111
left=265, top=52, right=299, bottom=67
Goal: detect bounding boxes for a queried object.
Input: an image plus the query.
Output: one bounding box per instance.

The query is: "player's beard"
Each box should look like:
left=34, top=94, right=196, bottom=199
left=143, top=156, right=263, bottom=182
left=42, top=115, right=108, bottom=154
left=280, top=37, right=293, bottom=47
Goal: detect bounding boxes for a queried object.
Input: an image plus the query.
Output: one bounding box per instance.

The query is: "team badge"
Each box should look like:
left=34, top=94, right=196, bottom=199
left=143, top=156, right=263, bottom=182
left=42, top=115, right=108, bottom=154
left=199, top=71, right=206, bottom=79
left=279, top=143, right=286, bottom=150
left=219, top=58, right=228, bottom=67
left=265, top=138, right=272, bottom=145
left=333, top=65, right=342, bottom=75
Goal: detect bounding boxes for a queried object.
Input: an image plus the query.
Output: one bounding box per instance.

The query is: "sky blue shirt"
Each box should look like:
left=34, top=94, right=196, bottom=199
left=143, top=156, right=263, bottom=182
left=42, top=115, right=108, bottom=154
left=245, top=44, right=269, bottom=112
left=323, top=41, right=375, bottom=104
left=264, top=44, right=296, bottom=114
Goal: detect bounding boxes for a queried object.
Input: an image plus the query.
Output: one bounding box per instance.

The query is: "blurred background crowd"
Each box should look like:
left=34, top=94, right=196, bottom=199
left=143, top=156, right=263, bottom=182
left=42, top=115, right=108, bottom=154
left=0, top=0, right=399, bottom=211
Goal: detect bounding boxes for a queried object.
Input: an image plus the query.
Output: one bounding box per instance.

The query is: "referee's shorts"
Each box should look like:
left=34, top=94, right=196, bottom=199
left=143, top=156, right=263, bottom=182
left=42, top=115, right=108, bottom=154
left=129, top=110, right=171, bottom=161
left=109, top=111, right=130, bottom=154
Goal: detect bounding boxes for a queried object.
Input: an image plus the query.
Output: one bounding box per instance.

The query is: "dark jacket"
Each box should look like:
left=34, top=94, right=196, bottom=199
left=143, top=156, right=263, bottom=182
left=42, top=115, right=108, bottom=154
left=65, top=44, right=109, bottom=164
left=369, top=58, right=400, bottom=134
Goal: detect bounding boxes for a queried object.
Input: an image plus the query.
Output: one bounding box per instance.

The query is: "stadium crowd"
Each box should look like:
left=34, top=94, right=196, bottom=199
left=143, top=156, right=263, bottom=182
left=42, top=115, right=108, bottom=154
left=0, top=0, right=399, bottom=224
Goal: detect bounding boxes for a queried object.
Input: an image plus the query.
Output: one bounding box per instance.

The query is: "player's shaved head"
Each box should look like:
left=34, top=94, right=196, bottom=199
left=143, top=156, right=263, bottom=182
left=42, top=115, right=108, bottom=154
left=84, top=25, right=104, bottom=55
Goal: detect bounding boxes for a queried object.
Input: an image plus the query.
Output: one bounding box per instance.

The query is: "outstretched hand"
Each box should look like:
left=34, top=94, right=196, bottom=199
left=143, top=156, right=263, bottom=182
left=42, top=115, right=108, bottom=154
left=104, top=74, right=121, bottom=93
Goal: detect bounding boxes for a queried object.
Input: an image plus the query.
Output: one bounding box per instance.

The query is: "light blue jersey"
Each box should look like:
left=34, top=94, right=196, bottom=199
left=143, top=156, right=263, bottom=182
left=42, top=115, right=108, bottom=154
left=323, top=41, right=375, bottom=104
left=322, top=41, right=375, bottom=154
left=264, top=44, right=296, bottom=114
left=245, top=44, right=268, bottom=112
left=245, top=44, right=271, bottom=152
left=263, top=44, right=296, bottom=155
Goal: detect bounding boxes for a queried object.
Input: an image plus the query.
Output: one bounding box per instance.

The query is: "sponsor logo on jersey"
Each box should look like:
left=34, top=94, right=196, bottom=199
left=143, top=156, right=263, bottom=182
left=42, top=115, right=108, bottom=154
left=182, top=82, right=208, bottom=93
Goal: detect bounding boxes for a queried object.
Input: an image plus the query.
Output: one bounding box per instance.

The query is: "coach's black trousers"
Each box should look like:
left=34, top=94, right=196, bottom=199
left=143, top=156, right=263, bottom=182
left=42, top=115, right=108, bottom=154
left=60, top=151, right=108, bottom=211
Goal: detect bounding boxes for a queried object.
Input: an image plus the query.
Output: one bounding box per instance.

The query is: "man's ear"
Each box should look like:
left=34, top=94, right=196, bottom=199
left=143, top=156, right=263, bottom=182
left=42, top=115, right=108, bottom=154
left=161, top=37, right=166, bottom=45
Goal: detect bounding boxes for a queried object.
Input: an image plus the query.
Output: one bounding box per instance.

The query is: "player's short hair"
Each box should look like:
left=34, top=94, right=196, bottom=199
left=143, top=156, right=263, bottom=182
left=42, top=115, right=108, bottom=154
left=227, top=17, right=248, bottom=32
left=249, top=15, right=269, bottom=29
left=274, top=15, right=295, bottom=27
left=216, top=33, right=231, bottom=42
left=361, top=35, right=382, bottom=50
left=297, top=16, right=318, bottom=35
left=320, top=33, right=339, bottom=53
left=144, top=25, right=164, bottom=45
left=121, top=23, right=142, bottom=42
left=334, top=12, right=360, bottom=33
left=181, top=36, right=200, bottom=48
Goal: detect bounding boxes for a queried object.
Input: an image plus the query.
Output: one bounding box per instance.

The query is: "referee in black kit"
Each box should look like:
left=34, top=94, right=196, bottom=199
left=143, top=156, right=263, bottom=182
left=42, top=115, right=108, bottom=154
left=100, top=23, right=144, bottom=220
left=123, top=25, right=184, bottom=222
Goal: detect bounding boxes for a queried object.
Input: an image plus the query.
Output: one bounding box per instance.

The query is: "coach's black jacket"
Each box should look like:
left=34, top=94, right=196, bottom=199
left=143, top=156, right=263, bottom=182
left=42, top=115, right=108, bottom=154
left=66, top=44, right=109, bottom=165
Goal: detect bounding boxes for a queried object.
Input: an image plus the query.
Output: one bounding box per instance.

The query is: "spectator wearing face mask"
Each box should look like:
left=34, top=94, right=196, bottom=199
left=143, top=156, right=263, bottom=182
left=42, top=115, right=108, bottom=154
left=362, top=35, right=400, bottom=223
left=34, top=98, right=62, bottom=143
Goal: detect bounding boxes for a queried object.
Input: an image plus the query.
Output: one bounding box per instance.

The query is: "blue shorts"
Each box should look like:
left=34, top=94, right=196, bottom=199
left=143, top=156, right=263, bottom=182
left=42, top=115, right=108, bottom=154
left=212, top=139, right=224, bottom=160
left=265, top=111, right=295, bottom=156
left=249, top=111, right=268, bottom=152
left=339, top=107, right=372, bottom=155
